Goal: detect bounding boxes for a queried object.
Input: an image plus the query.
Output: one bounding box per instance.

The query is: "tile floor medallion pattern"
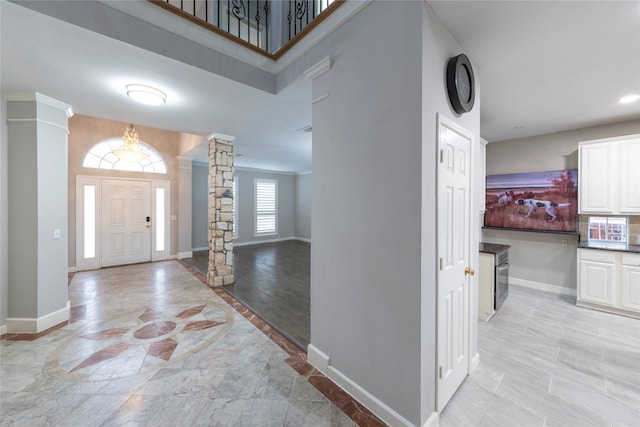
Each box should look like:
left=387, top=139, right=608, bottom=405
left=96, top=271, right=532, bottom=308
left=1, top=261, right=383, bottom=427
left=45, top=301, right=233, bottom=381
left=7, top=258, right=638, bottom=426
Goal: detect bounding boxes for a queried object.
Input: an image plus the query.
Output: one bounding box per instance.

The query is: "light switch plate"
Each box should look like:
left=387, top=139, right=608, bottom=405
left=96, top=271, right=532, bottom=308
left=53, top=228, right=61, bottom=239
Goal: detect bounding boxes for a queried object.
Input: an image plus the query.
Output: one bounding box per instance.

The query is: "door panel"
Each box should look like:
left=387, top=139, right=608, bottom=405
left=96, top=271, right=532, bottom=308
left=111, top=233, right=125, bottom=257
left=437, top=116, right=472, bottom=412
left=579, top=261, right=614, bottom=306
left=620, top=264, right=640, bottom=311
left=102, top=179, right=152, bottom=267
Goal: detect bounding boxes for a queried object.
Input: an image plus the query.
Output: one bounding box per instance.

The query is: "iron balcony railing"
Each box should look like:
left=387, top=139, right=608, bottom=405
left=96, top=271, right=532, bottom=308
left=151, top=0, right=343, bottom=59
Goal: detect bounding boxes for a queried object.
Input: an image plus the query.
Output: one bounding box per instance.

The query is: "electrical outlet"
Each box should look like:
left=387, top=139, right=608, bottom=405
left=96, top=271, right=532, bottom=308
left=561, top=239, right=568, bottom=248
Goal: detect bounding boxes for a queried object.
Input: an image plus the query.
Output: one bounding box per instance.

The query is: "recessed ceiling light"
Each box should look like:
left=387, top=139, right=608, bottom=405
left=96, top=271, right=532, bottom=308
left=126, top=84, right=167, bottom=106
left=619, top=94, right=640, bottom=104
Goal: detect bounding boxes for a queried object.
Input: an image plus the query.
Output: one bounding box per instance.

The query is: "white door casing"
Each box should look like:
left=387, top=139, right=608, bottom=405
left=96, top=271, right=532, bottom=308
left=437, top=114, right=473, bottom=412
left=75, top=176, right=170, bottom=271
left=101, top=179, right=152, bottom=267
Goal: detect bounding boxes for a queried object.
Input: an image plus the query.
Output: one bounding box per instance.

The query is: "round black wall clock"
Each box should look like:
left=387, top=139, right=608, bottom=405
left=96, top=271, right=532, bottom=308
left=446, top=54, right=475, bottom=114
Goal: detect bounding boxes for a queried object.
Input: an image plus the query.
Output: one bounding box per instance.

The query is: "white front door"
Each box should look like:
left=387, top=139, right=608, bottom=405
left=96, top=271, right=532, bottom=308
left=101, top=179, right=152, bottom=267
left=437, top=115, right=473, bottom=412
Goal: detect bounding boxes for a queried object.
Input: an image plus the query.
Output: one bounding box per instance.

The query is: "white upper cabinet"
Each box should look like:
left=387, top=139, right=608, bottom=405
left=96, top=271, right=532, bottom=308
left=619, top=138, right=640, bottom=214
left=579, top=135, right=640, bottom=214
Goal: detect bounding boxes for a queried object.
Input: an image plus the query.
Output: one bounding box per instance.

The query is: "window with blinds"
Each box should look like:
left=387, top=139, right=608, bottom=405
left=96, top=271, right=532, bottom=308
left=255, top=179, right=277, bottom=235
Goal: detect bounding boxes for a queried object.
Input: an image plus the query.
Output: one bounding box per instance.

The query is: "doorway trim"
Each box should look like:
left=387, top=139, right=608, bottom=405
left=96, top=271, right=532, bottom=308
left=75, top=175, right=170, bottom=271
left=435, top=113, right=479, bottom=412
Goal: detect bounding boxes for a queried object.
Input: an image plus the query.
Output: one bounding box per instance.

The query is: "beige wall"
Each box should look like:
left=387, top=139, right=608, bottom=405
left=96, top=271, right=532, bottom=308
left=68, top=114, right=194, bottom=268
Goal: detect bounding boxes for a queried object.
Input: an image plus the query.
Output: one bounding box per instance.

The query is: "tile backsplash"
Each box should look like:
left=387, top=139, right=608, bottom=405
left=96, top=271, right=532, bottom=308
left=578, top=214, right=640, bottom=244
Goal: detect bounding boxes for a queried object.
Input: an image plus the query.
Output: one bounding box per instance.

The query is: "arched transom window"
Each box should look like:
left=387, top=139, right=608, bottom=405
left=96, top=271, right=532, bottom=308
left=82, top=138, right=167, bottom=173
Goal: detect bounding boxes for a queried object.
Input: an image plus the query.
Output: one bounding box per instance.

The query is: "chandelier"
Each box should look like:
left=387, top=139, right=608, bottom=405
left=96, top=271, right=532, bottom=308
left=112, top=124, right=150, bottom=163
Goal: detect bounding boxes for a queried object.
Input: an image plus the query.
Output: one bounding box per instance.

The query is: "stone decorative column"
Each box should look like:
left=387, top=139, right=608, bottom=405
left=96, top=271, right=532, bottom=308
left=207, top=134, right=235, bottom=287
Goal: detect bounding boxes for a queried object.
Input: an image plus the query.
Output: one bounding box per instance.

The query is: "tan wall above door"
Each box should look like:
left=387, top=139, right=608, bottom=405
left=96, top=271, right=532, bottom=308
left=68, top=114, right=201, bottom=269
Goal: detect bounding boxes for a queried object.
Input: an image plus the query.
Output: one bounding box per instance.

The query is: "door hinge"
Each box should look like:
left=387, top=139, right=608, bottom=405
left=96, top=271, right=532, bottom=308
left=440, top=149, right=444, bottom=163
left=439, top=366, right=444, bottom=379
left=439, top=257, right=443, bottom=271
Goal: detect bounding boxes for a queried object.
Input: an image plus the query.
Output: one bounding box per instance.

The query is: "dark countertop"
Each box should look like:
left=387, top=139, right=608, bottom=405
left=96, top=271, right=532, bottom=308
left=479, top=242, right=511, bottom=255
left=578, top=241, right=640, bottom=254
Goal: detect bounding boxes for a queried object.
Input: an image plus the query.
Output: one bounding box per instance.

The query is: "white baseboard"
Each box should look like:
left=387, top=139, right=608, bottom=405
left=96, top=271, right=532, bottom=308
left=191, top=247, right=208, bottom=252
left=576, top=301, right=640, bottom=320
left=307, top=344, right=330, bottom=374
left=68, top=266, right=78, bottom=273
left=169, top=254, right=178, bottom=260
left=0, top=324, right=7, bottom=335
left=327, top=365, right=415, bottom=427
left=6, top=300, right=70, bottom=333
left=234, top=237, right=294, bottom=247
left=423, top=411, right=439, bottom=427
left=234, top=237, right=312, bottom=247
left=177, top=251, right=193, bottom=259
left=510, top=277, right=577, bottom=297
left=470, top=352, right=480, bottom=373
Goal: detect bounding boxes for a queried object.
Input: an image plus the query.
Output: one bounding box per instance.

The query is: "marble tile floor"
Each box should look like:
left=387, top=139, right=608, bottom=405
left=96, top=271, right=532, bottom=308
left=3, top=260, right=640, bottom=427
left=441, top=286, right=640, bottom=427
left=0, top=261, right=382, bottom=427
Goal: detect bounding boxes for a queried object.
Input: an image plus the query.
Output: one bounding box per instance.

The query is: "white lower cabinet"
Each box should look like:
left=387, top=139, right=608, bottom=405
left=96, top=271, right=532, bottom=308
left=577, top=248, right=640, bottom=318
left=620, top=254, right=640, bottom=312
left=478, top=253, right=495, bottom=321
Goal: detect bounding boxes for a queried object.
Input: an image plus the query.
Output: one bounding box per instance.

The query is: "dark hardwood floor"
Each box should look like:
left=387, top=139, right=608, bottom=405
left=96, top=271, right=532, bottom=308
left=186, top=240, right=310, bottom=350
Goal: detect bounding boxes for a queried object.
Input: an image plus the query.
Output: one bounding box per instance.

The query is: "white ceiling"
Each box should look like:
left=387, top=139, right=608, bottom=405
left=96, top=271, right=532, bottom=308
left=428, top=0, right=640, bottom=142
left=2, top=1, right=639, bottom=172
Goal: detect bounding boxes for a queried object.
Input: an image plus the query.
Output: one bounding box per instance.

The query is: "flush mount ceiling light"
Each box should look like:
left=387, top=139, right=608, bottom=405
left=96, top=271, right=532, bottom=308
left=619, top=94, right=640, bottom=104
left=126, top=84, right=167, bottom=106
left=112, top=124, right=150, bottom=163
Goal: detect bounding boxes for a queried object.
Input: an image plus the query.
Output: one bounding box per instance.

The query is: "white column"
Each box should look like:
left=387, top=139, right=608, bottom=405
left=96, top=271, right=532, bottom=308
left=6, top=93, right=72, bottom=333
left=177, top=156, right=193, bottom=259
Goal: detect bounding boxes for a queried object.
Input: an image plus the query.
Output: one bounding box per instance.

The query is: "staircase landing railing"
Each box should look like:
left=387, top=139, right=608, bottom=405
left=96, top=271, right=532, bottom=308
left=150, top=0, right=344, bottom=59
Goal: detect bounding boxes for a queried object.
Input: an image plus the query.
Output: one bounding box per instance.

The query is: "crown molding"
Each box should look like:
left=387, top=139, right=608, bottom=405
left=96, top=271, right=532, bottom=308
left=304, top=57, right=331, bottom=81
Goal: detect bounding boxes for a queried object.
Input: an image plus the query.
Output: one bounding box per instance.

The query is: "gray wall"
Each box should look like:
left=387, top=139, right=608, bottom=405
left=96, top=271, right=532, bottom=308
left=192, top=166, right=310, bottom=248
left=36, top=107, right=70, bottom=316
left=295, top=173, right=311, bottom=240
left=309, top=3, right=422, bottom=421
left=1, top=97, right=8, bottom=327
left=485, top=119, right=640, bottom=291
left=192, top=162, right=209, bottom=249
left=302, top=2, right=481, bottom=424
left=6, top=96, right=69, bottom=321
left=234, top=168, right=296, bottom=244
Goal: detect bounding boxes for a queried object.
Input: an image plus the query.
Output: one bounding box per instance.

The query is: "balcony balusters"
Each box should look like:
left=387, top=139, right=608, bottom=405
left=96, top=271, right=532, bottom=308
left=155, top=0, right=338, bottom=57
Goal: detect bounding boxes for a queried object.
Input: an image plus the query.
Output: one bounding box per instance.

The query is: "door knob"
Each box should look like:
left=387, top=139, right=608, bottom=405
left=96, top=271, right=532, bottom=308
left=465, top=267, right=475, bottom=276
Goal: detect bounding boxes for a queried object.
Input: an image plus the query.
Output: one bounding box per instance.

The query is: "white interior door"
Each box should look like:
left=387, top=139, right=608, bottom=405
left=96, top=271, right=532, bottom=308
left=102, top=179, right=152, bottom=267
left=437, top=115, right=473, bottom=412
